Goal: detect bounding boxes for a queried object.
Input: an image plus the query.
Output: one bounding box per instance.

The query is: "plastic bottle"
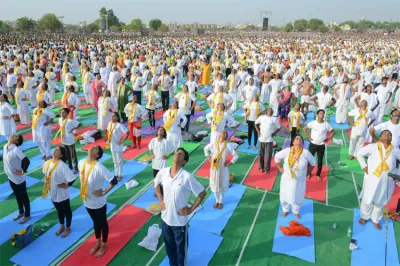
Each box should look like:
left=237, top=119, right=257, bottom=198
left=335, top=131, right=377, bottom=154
left=333, top=223, right=337, bottom=229
left=347, top=226, right=352, bottom=237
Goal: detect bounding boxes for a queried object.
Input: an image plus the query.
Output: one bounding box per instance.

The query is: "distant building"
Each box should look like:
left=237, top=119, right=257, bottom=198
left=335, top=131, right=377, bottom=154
left=341, top=24, right=352, bottom=31
left=168, top=22, right=178, bottom=31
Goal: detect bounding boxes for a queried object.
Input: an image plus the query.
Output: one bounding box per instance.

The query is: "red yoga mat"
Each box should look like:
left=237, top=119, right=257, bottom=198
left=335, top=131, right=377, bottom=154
left=16, top=123, right=30, bottom=130
left=51, top=126, right=97, bottom=145
left=154, top=110, right=165, bottom=120
left=195, top=154, right=233, bottom=179
left=243, top=157, right=279, bottom=190
left=60, top=205, right=151, bottom=266
left=81, top=137, right=108, bottom=150
left=23, top=123, right=60, bottom=140
left=80, top=104, right=92, bottom=109
left=122, top=136, right=152, bottom=160
left=386, top=186, right=400, bottom=221
left=305, top=166, right=329, bottom=202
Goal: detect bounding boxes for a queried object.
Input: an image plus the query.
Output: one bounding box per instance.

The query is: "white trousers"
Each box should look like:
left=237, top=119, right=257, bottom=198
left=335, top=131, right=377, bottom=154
left=30, top=89, right=38, bottom=108
left=38, top=141, right=51, bottom=157
left=83, top=84, right=92, bottom=105
left=214, top=191, right=224, bottom=203
left=281, top=200, right=302, bottom=214
left=376, top=103, right=386, bottom=124
left=112, top=151, right=123, bottom=177
left=349, top=133, right=365, bottom=156
left=360, top=200, right=384, bottom=223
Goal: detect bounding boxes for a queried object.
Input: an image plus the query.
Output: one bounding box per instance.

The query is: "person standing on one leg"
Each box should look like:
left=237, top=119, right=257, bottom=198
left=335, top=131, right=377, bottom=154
left=155, top=148, right=206, bottom=266
left=303, top=109, right=336, bottom=181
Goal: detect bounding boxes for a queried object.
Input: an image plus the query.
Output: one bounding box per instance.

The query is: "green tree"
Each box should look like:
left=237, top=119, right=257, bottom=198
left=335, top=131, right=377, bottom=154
left=333, top=25, right=342, bottom=32
left=109, top=25, right=120, bottom=32
left=318, top=24, right=329, bottom=33
left=0, top=21, right=12, bottom=34
left=83, top=22, right=100, bottom=33
left=356, top=20, right=375, bottom=30
left=98, top=7, right=121, bottom=31
left=15, top=17, right=36, bottom=32
left=284, top=23, right=293, bottom=32
left=37, top=13, right=63, bottom=32
left=293, top=19, right=308, bottom=32
left=308, top=18, right=324, bottom=31
left=149, top=19, right=162, bottom=31
left=158, top=24, right=169, bottom=32
left=340, top=20, right=356, bottom=29
left=128, top=18, right=144, bottom=32
left=269, top=25, right=280, bottom=32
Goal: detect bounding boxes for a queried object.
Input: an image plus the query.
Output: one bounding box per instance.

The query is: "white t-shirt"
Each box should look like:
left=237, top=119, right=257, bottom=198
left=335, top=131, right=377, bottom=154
left=78, top=160, right=114, bottom=209
left=288, top=111, right=305, bottom=128
left=107, top=122, right=128, bottom=152
left=148, top=138, right=175, bottom=170
left=375, top=84, right=392, bottom=103
left=255, top=115, right=281, bottom=143
left=4, top=144, right=26, bottom=185
left=374, top=121, right=400, bottom=149
left=154, top=167, right=204, bottom=226
left=307, top=120, right=333, bottom=145
left=6, top=73, right=18, bottom=87
left=60, top=118, right=80, bottom=145
left=243, top=102, right=265, bottom=121
left=242, top=85, right=259, bottom=102
left=132, top=76, right=145, bottom=91
left=158, top=75, right=173, bottom=91
left=175, top=92, right=196, bottom=115
left=42, top=160, right=76, bottom=202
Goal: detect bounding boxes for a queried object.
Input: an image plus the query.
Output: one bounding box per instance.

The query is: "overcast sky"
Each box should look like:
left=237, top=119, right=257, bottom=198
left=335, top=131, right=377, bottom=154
left=2, top=0, right=399, bottom=26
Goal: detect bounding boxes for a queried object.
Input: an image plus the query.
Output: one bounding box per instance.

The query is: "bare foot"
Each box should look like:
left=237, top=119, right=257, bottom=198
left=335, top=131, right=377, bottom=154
left=317, top=176, right=322, bottom=182
left=19, top=216, right=31, bottom=224
left=307, top=174, right=311, bottom=179
left=213, top=203, right=218, bottom=208
left=373, top=222, right=382, bottom=230
left=259, top=169, right=265, bottom=173
left=56, top=225, right=65, bottom=236
left=266, top=169, right=270, bottom=174
left=358, top=218, right=367, bottom=226
left=61, top=227, right=71, bottom=238
left=281, top=212, right=289, bottom=218
left=253, top=146, right=257, bottom=150
left=13, top=213, right=24, bottom=221
left=96, top=243, right=107, bottom=258
left=137, top=146, right=141, bottom=150
left=131, top=145, right=137, bottom=149
left=295, top=213, right=301, bottom=219
left=247, top=145, right=250, bottom=149
left=348, top=156, right=355, bottom=160
left=218, top=203, right=223, bottom=210
left=89, top=241, right=101, bottom=255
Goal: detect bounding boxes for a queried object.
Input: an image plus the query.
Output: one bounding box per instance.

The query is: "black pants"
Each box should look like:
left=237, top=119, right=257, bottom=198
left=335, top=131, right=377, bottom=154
left=64, top=144, right=78, bottom=171
left=162, top=220, right=188, bottom=266
left=182, top=65, right=188, bottom=76
left=53, top=199, right=72, bottom=227
left=308, top=143, right=325, bottom=176
left=147, top=108, right=156, bottom=127
left=247, top=120, right=258, bottom=146
left=9, top=180, right=30, bottom=217
left=290, top=127, right=298, bottom=146
left=86, top=204, right=109, bottom=242
left=161, top=91, right=170, bottom=111
left=226, top=68, right=232, bottom=77
left=181, top=114, right=191, bottom=133
left=153, top=169, right=163, bottom=195
left=259, top=142, right=273, bottom=171
left=133, top=91, right=142, bottom=105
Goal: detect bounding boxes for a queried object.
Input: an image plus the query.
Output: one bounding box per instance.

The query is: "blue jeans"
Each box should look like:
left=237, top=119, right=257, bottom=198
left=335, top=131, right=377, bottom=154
left=162, top=220, right=188, bottom=266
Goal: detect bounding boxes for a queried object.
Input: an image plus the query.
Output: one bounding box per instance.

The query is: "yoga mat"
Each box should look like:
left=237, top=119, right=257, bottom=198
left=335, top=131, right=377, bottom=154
left=132, top=186, right=159, bottom=211
left=154, top=110, right=165, bottom=120
left=81, top=116, right=97, bottom=126
left=195, top=154, right=233, bottom=178
left=196, top=100, right=205, bottom=106
left=122, top=137, right=152, bottom=160
left=108, top=161, right=147, bottom=193
left=27, top=153, right=45, bottom=172
left=23, top=123, right=60, bottom=140
left=0, top=140, right=37, bottom=155
left=16, top=124, right=30, bottom=131
left=167, top=142, right=200, bottom=165
left=0, top=187, right=80, bottom=246
left=243, top=158, right=279, bottom=190
left=60, top=205, right=151, bottom=266
left=189, top=183, right=247, bottom=235
left=272, top=199, right=315, bottom=263
left=386, top=186, right=400, bottom=221
left=283, top=139, right=310, bottom=149
left=237, top=122, right=248, bottom=133
left=0, top=135, right=7, bottom=143
left=305, top=166, right=329, bottom=202
left=191, top=111, right=205, bottom=122
left=234, top=108, right=245, bottom=117
left=305, top=112, right=315, bottom=124
left=79, top=104, right=92, bottom=109
left=204, top=129, right=235, bottom=145
left=51, top=126, right=97, bottom=145
left=159, top=226, right=223, bottom=266
left=351, top=208, right=399, bottom=266
left=0, top=176, right=40, bottom=202
left=141, top=120, right=163, bottom=135
left=10, top=203, right=116, bottom=266
left=239, top=143, right=259, bottom=155
left=81, top=137, right=108, bottom=150
left=330, top=114, right=349, bottom=129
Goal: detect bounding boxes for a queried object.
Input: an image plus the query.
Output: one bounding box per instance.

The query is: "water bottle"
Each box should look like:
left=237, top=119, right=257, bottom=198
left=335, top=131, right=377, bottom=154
left=332, top=223, right=337, bottom=229
left=347, top=226, right=352, bottom=237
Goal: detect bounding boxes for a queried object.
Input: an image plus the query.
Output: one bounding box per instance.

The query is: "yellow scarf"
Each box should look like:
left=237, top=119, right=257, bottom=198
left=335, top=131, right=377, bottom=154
left=53, top=118, right=68, bottom=140
left=246, top=102, right=261, bottom=118
left=45, top=72, right=51, bottom=80
left=161, top=75, right=166, bottom=87
left=42, top=160, right=61, bottom=198
left=181, top=92, right=190, bottom=109
left=15, top=88, right=21, bottom=107
left=147, top=90, right=155, bottom=109
left=80, top=160, right=97, bottom=200
left=32, top=108, right=45, bottom=129
left=14, top=66, right=19, bottom=75
left=373, top=142, right=393, bottom=177
left=24, top=77, right=32, bottom=89
left=37, top=89, right=45, bottom=103
left=169, top=67, right=176, bottom=77
left=102, top=97, right=109, bottom=116
left=129, top=103, right=137, bottom=122
left=354, top=109, right=368, bottom=127
left=164, top=109, right=178, bottom=131
left=290, top=111, right=301, bottom=129
left=212, top=92, right=223, bottom=108
left=211, top=140, right=227, bottom=170
left=288, top=147, right=303, bottom=179
left=62, top=92, right=71, bottom=108
left=106, top=122, right=118, bottom=149
left=132, top=76, right=138, bottom=86
left=211, top=111, right=224, bottom=131
left=83, top=72, right=89, bottom=84
left=229, top=74, right=236, bottom=89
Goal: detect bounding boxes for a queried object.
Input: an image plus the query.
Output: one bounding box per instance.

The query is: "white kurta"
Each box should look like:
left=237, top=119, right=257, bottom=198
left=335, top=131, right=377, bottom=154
left=275, top=148, right=316, bottom=206
left=32, top=108, right=55, bottom=142
left=107, top=71, right=122, bottom=99
left=66, top=93, right=80, bottom=120
left=42, top=160, right=76, bottom=203
left=206, top=111, right=236, bottom=144
left=335, top=84, right=350, bottom=123
left=124, top=103, right=145, bottom=137
left=148, top=138, right=175, bottom=170
left=204, top=142, right=238, bottom=193
left=16, top=89, right=30, bottom=124
left=162, top=109, right=187, bottom=148
left=97, top=97, right=118, bottom=130
left=0, top=102, right=16, bottom=137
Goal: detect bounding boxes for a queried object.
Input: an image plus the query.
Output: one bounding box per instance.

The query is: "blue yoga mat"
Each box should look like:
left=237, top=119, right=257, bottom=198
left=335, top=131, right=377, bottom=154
left=27, top=154, right=45, bottom=172
left=159, top=226, right=223, bottom=266
left=0, top=140, right=37, bottom=156
left=132, top=186, right=158, bottom=211
left=330, top=114, right=349, bottom=129
left=0, top=135, right=6, bottom=143
left=0, top=187, right=80, bottom=245
left=234, top=108, right=245, bottom=117
left=204, top=107, right=212, bottom=113
left=196, top=100, right=205, bottom=106
left=272, top=199, right=315, bottom=263
left=105, top=161, right=147, bottom=194
left=10, top=203, right=116, bottom=266
left=351, top=208, right=399, bottom=266
left=305, top=112, right=315, bottom=124
left=189, top=183, right=246, bottom=235
left=283, top=139, right=309, bottom=149
left=81, top=116, right=97, bottom=125
left=0, top=176, right=40, bottom=203
left=239, top=143, right=259, bottom=155
left=237, top=122, right=248, bottom=133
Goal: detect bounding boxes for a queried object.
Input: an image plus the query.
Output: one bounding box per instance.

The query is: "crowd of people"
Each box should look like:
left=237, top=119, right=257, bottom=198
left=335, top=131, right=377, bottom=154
left=1, top=32, right=400, bottom=263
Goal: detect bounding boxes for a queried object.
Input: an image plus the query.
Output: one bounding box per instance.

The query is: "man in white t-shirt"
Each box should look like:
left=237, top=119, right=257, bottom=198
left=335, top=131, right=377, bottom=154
left=132, top=72, right=147, bottom=105
left=6, top=68, right=18, bottom=105
left=303, top=109, right=336, bottom=181
left=373, top=77, right=392, bottom=123
left=158, top=69, right=173, bottom=111
left=155, top=148, right=206, bottom=266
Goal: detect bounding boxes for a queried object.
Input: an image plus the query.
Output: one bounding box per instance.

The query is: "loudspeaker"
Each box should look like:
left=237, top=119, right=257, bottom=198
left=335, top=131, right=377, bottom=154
left=262, top=18, right=269, bottom=31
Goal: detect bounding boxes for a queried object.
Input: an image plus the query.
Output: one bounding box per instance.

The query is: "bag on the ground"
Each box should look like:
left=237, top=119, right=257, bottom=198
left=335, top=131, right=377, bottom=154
left=191, top=134, right=204, bottom=142
left=11, top=225, right=33, bottom=248
left=91, top=130, right=102, bottom=141
left=138, top=224, right=162, bottom=252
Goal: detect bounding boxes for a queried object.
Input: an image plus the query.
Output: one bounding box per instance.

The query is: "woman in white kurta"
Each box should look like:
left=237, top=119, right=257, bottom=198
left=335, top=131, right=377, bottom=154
left=15, top=81, right=30, bottom=125
left=206, top=103, right=236, bottom=145
left=355, top=85, right=379, bottom=143
left=268, top=74, right=284, bottom=116
left=106, top=112, right=129, bottom=181
left=36, top=83, right=52, bottom=108
left=62, top=85, right=80, bottom=120
left=124, top=95, right=145, bottom=149
left=335, top=79, right=350, bottom=124
left=275, top=135, right=316, bottom=218
left=163, top=101, right=187, bottom=148
left=356, top=130, right=400, bottom=229
left=204, top=131, right=239, bottom=209
left=0, top=94, right=17, bottom=139
left=42, top=146, right=76, bottom=237
left=82, top=66, right=94, bottom=105
left=32, top=100, right=55, bottom=159
left=243, top=95, right=265, bottom=150
left=97, top=90, right=118, bottom=134
left=290, top=69, right=303, bottom=106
